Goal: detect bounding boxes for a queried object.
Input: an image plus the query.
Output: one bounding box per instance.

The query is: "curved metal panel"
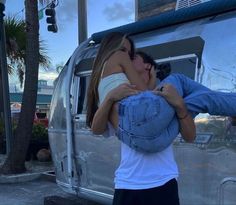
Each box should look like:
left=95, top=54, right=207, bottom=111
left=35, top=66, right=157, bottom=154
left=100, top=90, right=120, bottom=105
left=92, top=0, right=236, bottom=43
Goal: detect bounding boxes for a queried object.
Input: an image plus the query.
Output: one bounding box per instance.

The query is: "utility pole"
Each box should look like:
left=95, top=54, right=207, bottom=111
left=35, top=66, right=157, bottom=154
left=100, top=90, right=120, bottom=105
left=135, top=0, right=138, bottom=21
left=78, top=0, right=87, bottom=44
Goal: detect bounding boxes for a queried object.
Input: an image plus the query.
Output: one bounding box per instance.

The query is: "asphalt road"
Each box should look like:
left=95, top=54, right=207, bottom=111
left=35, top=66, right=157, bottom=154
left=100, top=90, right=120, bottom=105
left=0, top=177, right=103, bottom=205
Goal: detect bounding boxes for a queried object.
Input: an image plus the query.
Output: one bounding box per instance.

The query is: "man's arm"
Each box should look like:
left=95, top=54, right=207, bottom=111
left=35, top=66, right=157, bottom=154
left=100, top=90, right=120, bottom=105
left=91, top=83, right=138, bottom=135
left=91, top=94, right=114, bottom=135
left=154, top=84, right=196, bottom=142
left=174, top=101, right=196, bottom=142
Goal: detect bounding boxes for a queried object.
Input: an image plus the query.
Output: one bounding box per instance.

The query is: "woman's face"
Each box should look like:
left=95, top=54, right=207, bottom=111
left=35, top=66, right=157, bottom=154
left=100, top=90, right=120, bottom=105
left=122, top=39, right=132, bottom=56
left=132, top=54, right=152, bottom=84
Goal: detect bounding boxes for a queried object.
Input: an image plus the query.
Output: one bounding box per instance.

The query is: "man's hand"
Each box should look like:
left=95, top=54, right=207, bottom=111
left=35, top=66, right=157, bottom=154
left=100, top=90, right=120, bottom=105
left=153, top=84, right=184, bottom=109
left=107, top=83, right=139, bottom=103
left=153, top=84, right=196, bottom=142
left=148, top=66, right=157, bottom=90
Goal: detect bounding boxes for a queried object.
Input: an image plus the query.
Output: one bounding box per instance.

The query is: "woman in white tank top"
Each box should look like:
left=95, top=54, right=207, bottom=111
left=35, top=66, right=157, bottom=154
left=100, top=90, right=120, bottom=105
left=86, top=32, right=195, bottom=205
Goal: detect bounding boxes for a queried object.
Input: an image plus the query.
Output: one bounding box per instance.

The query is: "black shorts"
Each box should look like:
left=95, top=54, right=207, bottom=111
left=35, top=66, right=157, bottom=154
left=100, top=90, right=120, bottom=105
left=112, top=178, right=180, bottom=205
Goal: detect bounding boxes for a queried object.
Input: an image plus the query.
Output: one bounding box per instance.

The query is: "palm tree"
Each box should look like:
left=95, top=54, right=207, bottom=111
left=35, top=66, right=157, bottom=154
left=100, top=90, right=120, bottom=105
left=5, top=16, right=50, bottom=86
left=0, top=16, right=51, bottom=156
left=0, top=0, right=50, bottom=174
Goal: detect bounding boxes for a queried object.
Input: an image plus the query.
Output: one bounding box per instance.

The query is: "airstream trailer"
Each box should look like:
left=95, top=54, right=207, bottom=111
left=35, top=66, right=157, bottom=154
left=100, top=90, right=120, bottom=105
left=48, top=1, right=236, bottom=204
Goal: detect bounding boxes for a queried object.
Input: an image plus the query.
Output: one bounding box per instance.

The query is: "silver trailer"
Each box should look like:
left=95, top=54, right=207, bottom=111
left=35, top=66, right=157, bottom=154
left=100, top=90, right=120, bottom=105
left=48, top=1, right=236, bottom=204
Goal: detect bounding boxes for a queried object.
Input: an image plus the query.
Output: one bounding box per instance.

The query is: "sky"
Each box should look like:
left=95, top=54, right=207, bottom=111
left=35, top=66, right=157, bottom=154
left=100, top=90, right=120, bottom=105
left=5, top=0, right=135, bottom=90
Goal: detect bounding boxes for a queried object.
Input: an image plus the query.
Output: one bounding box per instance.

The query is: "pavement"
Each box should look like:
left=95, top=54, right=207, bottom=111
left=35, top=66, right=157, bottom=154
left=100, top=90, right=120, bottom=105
left=0, top=155, right=103, bottom=205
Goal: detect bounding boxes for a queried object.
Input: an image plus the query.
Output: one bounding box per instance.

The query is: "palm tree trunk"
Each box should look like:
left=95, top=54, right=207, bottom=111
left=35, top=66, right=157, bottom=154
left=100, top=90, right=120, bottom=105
left=0, top=0, right=39, bottom=174
left=0, top=72, right=3, bottom=116
left=0, top=74, right=4, bottom=153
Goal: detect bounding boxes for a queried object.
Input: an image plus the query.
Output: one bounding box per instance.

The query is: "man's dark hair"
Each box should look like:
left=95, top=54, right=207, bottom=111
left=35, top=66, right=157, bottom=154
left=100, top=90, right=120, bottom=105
left=135, top=51, right=157, bottom=69
left=156, top=63, right=171, bottom=81
left=135, top=51, right=171, bottom=81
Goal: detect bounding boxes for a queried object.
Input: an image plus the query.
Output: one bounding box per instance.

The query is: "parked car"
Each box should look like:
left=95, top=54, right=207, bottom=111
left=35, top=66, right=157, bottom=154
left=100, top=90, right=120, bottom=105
left=11, top=110, right=48, bottom=128
left=34, top=112, right=49, bottom=127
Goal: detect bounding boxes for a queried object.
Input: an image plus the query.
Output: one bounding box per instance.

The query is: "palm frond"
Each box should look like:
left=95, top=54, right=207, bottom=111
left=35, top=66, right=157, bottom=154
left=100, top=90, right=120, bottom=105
left=5, top=16, right=51, bottom=79
left=17, top=64, right=25, bottom=88
left=7, top=64, right=14, bottom=75
left=5, top=16, right=26, bottom=62
left=39, top=39, right=51, bottom=68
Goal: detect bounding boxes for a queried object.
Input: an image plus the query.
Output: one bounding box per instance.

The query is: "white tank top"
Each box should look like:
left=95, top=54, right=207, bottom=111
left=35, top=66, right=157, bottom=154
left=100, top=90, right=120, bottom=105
left=98, top=73, right=129, bottom=104
left=98, top=73, right=179, bottom=190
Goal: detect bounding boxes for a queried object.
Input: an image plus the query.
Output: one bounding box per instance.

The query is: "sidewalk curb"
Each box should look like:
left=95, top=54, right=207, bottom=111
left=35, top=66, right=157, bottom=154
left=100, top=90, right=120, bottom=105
left=0, top=170, right=55, bottom=184
left=0, top=172, right=41, bottom=184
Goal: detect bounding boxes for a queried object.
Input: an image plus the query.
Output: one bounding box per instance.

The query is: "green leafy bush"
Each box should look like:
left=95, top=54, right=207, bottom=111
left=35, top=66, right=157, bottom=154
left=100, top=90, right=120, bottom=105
left=31, top=123, right=48, bottom=142
left=0, top=120, right=48, bottom=141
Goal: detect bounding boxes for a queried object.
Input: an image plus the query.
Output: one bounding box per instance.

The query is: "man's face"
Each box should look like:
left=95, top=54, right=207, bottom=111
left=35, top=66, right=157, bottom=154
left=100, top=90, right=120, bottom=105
left=132, top=54, right=152, bottom=84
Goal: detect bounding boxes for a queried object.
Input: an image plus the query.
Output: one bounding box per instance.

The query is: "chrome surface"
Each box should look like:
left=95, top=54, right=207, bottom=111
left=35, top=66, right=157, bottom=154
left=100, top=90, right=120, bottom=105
left=73, top=123, right=120, bottom=195
left=218, top=177, right=236, bottom=205
left=49, top=10, right=236, bottom=205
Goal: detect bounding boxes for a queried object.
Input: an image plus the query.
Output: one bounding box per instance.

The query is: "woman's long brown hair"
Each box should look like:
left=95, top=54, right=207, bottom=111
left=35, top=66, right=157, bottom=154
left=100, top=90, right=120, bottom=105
left=86, top=32, right=134, bottom=127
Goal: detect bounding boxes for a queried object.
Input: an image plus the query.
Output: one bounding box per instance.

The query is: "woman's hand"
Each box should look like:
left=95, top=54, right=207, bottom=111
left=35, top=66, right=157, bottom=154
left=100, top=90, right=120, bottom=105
left=106, top=83, right=139, bottom=103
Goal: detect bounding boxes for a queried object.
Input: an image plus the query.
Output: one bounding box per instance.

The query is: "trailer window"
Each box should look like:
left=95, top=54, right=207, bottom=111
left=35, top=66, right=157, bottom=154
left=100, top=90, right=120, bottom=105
left=76, top=74, right=91, bottom=114
left=137, top=36, right=204, bottom=81
left=155, top=54, right=198, bottom=81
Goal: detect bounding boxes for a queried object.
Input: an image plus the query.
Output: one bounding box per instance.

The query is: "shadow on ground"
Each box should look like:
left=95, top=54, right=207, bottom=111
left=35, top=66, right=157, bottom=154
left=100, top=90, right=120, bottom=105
left=0, top=155, right=103, bottom=205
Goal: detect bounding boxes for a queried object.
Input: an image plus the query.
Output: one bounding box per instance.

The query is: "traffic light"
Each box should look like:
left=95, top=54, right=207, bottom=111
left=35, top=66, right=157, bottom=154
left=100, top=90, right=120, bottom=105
left=45, top=3, right=58, bottom=33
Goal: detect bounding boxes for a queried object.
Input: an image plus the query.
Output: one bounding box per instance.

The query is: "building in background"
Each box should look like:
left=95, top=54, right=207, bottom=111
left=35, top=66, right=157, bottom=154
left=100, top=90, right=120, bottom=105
left=135, top=0, right=176, bottom=20
left=37, top=80, right=54, bottom=95
left=135, top=0, right=211, bottom=20
left=10, top=80, right=53, bottom=118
